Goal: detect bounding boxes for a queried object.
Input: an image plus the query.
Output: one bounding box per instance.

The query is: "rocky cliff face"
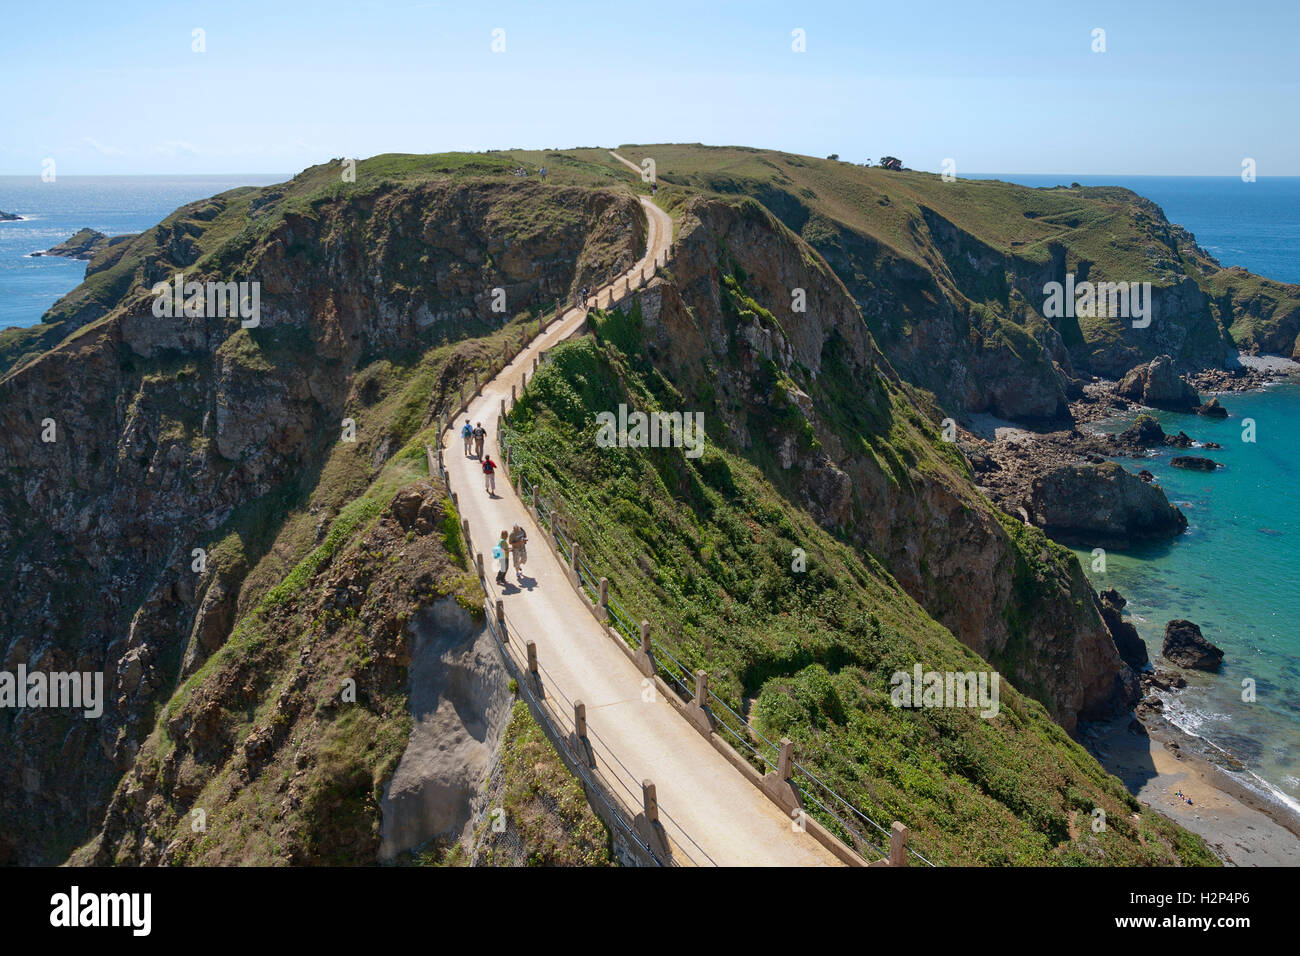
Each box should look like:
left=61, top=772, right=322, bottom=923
left=658, top=151, right=1287, bottom=424
left=77, top=481, right=471, bottom=866
left=637, top=196, right=1134, bottom=728
left=0, top=176, right=642, bottom=864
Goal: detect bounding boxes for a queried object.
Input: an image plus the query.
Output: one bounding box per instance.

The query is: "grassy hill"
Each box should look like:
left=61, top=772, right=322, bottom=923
left=1, top=144, right=1242, bottom=866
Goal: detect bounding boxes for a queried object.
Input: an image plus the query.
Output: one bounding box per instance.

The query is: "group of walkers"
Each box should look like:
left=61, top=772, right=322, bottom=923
left=460, top=419, right=498, bottom=495
left=455, top=420, right=527, bottom=584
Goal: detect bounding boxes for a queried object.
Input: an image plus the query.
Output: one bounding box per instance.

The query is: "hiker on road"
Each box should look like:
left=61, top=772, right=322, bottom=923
left=461, top=420, right=473, bottom=456
left=482, top=454, right=498, bottom=496
left=473, top=421, right=486, bottom=458
left=508, top=524, right=528, bottom=581
left=493, top=531, right=509, bottom=584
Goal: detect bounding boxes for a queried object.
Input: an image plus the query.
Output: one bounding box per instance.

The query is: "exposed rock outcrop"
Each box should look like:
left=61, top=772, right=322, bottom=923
left=1098, top=588, right=1149, bottom=671
left=31, top=228, right=133, bottom=261
left=1027, top=461, right=1187, bottom=548
left=1116, top=354, right=1201, bottom=411
left=1162, top=620, right=1224, bottom=670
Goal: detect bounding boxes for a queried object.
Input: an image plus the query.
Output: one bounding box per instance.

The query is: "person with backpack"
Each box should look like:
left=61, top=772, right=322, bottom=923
left=493, top=531, right=509, bottom=584
left=482, top=454, right=497, bottom=496
left=508, top=524, right=528, bottom=580
left=473, top=421, right=486, bottom=459
left=461, top=420, right=473, bottom=457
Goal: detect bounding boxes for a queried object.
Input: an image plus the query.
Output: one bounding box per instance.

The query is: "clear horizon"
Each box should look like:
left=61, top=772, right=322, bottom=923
left=3, top=0, right=1297, bottom=177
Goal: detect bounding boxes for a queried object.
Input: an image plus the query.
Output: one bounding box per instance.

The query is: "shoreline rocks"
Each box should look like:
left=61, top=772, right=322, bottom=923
left=1162, top=620, right=1225, bottom=670
left=1117, top=354, right=1201, bottom=412
left=1098, top=588, right=1150, bottom=671
left=1170, top=455, right=1221, bottom=471
left=0, top=209, right=22, bottom=222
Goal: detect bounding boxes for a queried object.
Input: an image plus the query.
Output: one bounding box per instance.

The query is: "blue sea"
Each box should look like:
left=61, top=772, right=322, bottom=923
left=1, top=172, right=1297, bottom=809
left=0, top=175, right=287, bottom=330
left=1073, top=388, right=1300, bottom=812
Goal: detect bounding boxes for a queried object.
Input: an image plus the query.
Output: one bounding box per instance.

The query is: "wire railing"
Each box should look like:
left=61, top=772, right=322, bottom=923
left=479, top=597, right=683, bottom=866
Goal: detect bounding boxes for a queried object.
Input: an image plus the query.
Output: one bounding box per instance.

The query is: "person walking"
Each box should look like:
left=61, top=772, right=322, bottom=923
left=473, top=421, right=486, bottom=459
left=461, top=419, right=473, bottom=457
left=508, top=524, right=528, bottom=581
left=482, top=454, right=497, bottom=496
left=493, top=531, right=509, bottom=584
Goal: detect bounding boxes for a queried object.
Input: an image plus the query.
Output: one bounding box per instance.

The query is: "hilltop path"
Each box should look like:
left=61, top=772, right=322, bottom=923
left=439, top=183, right=844, bottom=865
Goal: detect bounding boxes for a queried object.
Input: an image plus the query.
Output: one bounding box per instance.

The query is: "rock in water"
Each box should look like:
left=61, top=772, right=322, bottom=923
left=1028, top=461, right=1187, bottom=548
left=1115, top=414, right=1166, bottom=448
left=1098, top=588, right=1150, bottom=671
left=1162, top=619, right=1224, bottom=670
left=1170, top=455, right=1220, bottom=471
left=1116, top=354, right=1201, bottom=412
left=1099, top=587, right=1127, bottom=609
left=1196, top=396, right=1229, bottom=418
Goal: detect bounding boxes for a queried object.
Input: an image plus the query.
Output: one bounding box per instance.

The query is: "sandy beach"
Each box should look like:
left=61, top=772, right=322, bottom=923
left=1087, top=713, right=1300, bottom=866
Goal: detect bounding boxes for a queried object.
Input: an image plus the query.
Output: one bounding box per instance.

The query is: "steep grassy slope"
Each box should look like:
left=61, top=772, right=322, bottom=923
left=502, top=333, right=1212, bottom=865
left=617, top=196, right=1133, bottom=730
left=447, top=701, right=614, bottom=867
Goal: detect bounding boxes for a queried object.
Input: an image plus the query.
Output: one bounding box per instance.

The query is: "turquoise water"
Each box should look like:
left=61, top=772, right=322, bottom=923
left=1072, top=383, right=1300, bottom=809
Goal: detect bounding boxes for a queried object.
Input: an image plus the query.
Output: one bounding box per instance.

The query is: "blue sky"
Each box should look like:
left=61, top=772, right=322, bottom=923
left=2, top=0, right=1297, bottom=176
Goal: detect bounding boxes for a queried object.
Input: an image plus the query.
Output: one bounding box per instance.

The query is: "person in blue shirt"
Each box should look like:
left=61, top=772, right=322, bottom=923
left=493, top=531, right=509, bottom=583
left=461, top=420, right=473, bottom=456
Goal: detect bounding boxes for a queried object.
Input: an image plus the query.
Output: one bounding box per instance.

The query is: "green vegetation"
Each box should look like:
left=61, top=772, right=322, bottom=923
left=501, top=331, right=1216, bottom=866
left=450, top=702, right=613, bottom=867
left=14, top=142, right=1244, bottom=867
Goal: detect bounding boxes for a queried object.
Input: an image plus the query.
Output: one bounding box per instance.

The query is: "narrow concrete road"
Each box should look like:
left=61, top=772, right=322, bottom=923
left=608, top=149, right=645, bottom=178
left=440, top=196, right=842, bottom=866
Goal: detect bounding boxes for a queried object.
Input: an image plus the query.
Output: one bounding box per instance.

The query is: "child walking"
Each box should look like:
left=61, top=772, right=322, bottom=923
left=493, top=531, right=509, bottom=584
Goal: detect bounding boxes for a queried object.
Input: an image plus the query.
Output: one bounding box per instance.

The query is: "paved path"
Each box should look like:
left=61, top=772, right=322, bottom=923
left=439, top=195, right=841, bottom=866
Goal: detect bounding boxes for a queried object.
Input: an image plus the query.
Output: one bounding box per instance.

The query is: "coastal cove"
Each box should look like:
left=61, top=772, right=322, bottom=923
left=1073, top=380, right=1300, bottom=815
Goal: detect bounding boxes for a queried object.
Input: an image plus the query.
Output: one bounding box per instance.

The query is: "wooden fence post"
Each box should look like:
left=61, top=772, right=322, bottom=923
left=889, top=822, right=910, bottom=867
